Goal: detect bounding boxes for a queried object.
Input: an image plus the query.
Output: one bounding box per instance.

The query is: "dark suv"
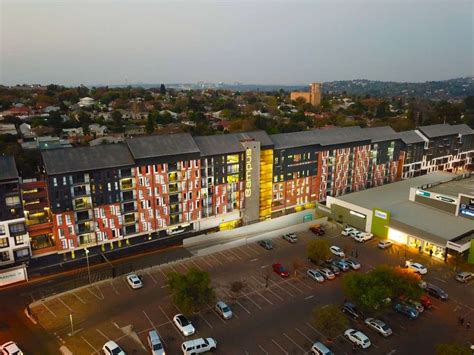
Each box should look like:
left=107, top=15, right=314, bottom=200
left=342, top=302, right=360, bottom=320
left=425, top=284, right=448, bottom=301
left=258, top=239, right=274, bottom=250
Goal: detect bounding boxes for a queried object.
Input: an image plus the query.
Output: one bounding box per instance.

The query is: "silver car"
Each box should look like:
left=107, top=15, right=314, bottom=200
left=344, top=258, right=361, bottom=270
left=307, top=269, right=325, bottom=283
left=215, top=301, right=233, bottom=319
left=319, top=268, right=335, bottom=280
left=364, top=318, right=392, bottom=337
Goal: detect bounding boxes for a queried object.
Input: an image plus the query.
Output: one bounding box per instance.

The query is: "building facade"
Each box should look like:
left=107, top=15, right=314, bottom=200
left=1, top=123, right=472, bottom=268
left=290, top=82, right=322, bottom=107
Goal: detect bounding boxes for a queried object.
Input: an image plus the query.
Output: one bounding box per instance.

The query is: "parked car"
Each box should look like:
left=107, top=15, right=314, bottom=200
left=102, top=341, right=126, bottom=355
left=378, top=240, right=393, bottom=249
left=272, top=263, right=289, bottom=278
left=319, top=268, right=335, bottom=280
left=405, top=260, right=428, bottom=274
left=215, top=301, right=233, bottom=319
left=420, top=295, right=433, bottom=309
left=330, top=246, right=345, bottom=257
left=0, top=342, right=23, bottom=355
left=343, top=258, right=361, bottom=270
left=425, top=284, right=448, bottom=301
left=394, top=303, right=419, bottom=319
left=323, top=263, right=341, bottom=276
left=364, top=318, right=392, bottom=337
left=258, top=239, right=273, bottom=250
left=342, top=302, right=361, bottom=319
left=344, top=329, right=371, bottom=349
left=283, top=233, right=298, bottom=243
left=126, top=274, right=143, bottom=289
left=456, top=271, right=473, bottom=283
left=173, top=314, right=195, bottom=336
left=307, top=269, right=325, bottom=283
left=147, top=330, right=165, bottom=355
left=310, top=224, right=325, bottom=236
left=181, top=337, right=217, bottom=354
left=402, top=299, right=424, bottom=313
left=352, top=232, right=373, bottom=243
left=342, top=227, right=357, bottom=236
left=333, top=260, right=350, bottom=271
left=310, top=341, right=333, bottom=355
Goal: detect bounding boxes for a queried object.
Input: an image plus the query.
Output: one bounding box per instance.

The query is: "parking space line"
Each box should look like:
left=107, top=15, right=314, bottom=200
left=283, top=333, right=306, bottom=352
left=244, top=294, right=262, bottom=309
left=58, top=297, right=73, bottom=312
left=157, top=268, right=168, bottom=279
left=250, top=275, right=284, bottom=301
left=237, top=300, right=251, bottom=314
left=198, top=313, right=213, bottom=328
left=295, top=327, right=313, bottom=343
left=110, top=280, right=120, bottom=295
left=251, top=287, right=274, bottom=305
left=269, top=279, right=294, bottom=296
left=244, top=244, right=261, bottom=255
left=190, top=259, right=203, bottom=270
left=236, top=246, right=251, bottom=258
left=143, top=310, right=167, bottom=346
left=208, top=254, right=224, bottom=265
left=41, top=302, right=57, bottom=318
left=258, top=344, right=269, bottom=354
left=206, top=304, right=226, bottom=324
left=147, top=270, right=158, bottom=284
left=96, top=328, right=110, bottom=340
left=200, top=257, right=214, bottom=268
left=87, top=286, right=104, bottom=300
left=72, top=292, right=87, bottom=304
left=271, top=338, right=289, bottom=354
left=283, top=279, right=305, bottom=294
left=227, top=249, right=243, bottom=260
left=80, top=335, right=97, bottom=353
left=218, top=251, right=232, bottom=263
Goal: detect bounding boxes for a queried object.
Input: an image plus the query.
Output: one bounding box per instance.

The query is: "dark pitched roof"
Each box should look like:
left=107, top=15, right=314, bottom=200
left=126, top=133, right=199, bottom=160
left=194, top=135, right=245, bottom=157
left=270, top=126, right=369, bottom=149
left=0, top=155, right=19, bottom=181
left=42, top=144, right=135, bottom=175
left=399, top=130, right=425, bottom=145
left=361, top=126, right=401, bottom=143
left=231, top=131, right=274, bottom=148
left=418, top=124, right=474, bottom=138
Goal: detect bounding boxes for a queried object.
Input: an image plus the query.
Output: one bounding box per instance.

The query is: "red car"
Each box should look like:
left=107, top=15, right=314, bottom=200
left=309, top=225, right=325, bottom=236
left=272, top=263, right=289, bottom=278
left=420, top=295, right=432, bottom=309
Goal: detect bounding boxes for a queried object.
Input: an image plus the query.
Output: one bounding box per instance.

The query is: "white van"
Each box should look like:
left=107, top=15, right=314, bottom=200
left=181, top=337, right=217, bottom=354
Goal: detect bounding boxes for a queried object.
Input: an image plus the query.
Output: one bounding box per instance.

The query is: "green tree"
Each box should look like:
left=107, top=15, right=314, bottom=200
left=312, top=304, right=348, bottom=340
left=160, top=84, right=166, bottom=95
left=167, top=268, right=215, bottom=314
left=435, top=343, right=471, bottom=355
left=342, top=265, right=423, bottom=313
left=111, top=110, right=124, bottom=132
left=145, top=113, right=156, bottom=133
left=307, top=239, right=331, bottom=264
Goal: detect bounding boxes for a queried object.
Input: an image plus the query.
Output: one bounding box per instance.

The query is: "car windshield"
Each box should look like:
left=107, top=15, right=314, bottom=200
left=153, top=343, right=163, bottom=350
left=179, top=316, right=189, bottom=326
left=222, top=306, right=230, bottom=312
left=381, top=325, right=390, bottom=331
left=111, top=347, right=123, bottom=355
left=203, top=339, right=209, bottom=346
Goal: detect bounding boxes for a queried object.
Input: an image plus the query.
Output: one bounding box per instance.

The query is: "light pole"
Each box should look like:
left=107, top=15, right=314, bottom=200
left=70, top=313, right=75, bottom=354
left=85, top=248, right=91, bottom=284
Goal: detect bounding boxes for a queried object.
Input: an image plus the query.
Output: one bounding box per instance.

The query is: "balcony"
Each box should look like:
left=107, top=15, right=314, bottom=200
left=76, top=210, right=92, bottom=222
left=124, top=213, right=136, bottom=225
left=76, top=222, right=92, bottom=235
left=168, top=172, right=179, bottom=183
left=121, top=191, right=135, bottom=202
left=73, top=197, right=92, bottom=211
left=170, top=204, right=182, bottom=215
left=169, top=182, right=180, bottom=194
left=120, top=178, right=135, bottom=191
left=72, top=185, right=89, bottom=197
left=123, top=202, right=137, bottom=213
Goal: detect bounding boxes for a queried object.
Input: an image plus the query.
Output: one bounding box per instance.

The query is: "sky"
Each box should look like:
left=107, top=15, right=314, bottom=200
left=1, top=0, right=472, bottom=86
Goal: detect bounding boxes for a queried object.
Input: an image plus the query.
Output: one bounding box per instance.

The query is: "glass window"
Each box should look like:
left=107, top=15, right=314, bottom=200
left=0, top=238, right=9, bottom=248
left=226, top=154, right=239, bottom=164
left=0, top=225, right=5, bottom=235
left=5, top=196, right=20, bottom=206
left=15, top=235, right=25, bottom=245
left=9, top=223, right=25, bottom=235
left=0, top=251, right=10, bottom=262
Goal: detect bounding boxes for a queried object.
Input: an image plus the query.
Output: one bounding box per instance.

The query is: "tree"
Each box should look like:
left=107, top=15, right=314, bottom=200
left=229, top=280, right=247, bottom=300
left=342, top=265, right=423, bottom=313
left=435, top=343, right=471, bottom=355
left=111, top=110, right=124, bottom=132
left=292, top=258, right=306, bottom=277
left=312, top=305, right=348, bottom=340
left=307, top=239, right=331, bottom=264
left=167, top=268, right=215, bottom=314
left=145, top=113, right=156, bottom=133
left=160, top=84, right=166, bottom=95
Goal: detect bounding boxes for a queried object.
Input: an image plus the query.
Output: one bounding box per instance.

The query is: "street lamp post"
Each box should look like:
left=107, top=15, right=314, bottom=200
left=85, top=248, right=91, bottom=284
left=70, top=313, right=75, bottom=355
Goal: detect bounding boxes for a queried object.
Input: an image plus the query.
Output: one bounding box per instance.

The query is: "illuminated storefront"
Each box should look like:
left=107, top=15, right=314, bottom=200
left=388, top=227, right=446, bottom=259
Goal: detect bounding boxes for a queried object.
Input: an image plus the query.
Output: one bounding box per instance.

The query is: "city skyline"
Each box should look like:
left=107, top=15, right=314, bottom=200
left=1, top=0, right=472, bottom=86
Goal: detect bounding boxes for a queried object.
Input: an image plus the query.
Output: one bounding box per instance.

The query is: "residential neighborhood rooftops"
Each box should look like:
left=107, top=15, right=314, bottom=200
left=42, top=144, right=135, bottom=175
left=0, top=155, right=19, bottom=181
left=126, top=133, right=200, bottom=160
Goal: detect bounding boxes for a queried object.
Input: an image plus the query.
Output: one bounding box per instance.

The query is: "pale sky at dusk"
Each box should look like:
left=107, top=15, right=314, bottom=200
left=1, top=0, right=472, bottom=86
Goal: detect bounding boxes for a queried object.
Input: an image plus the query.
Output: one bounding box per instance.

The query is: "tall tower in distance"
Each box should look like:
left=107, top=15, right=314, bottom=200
left=290, top=82, right=322, bottom=107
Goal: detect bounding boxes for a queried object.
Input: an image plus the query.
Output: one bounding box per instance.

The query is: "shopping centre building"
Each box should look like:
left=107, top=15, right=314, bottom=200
left=0, top=123, right=473, bottom=268
left=327, top=171, right=474, bottom=263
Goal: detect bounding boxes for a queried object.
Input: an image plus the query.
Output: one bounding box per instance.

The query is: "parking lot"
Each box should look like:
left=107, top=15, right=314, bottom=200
left=30, top=223, right=474, bottom=354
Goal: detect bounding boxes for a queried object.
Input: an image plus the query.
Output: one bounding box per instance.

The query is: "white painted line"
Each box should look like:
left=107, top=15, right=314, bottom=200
left=198, top=313, right=213, bottom=328
left=42, top=302, right=57, bottom=318
left=72, top=292, right=87, bottom=304
left=253, top=289, right=273, bottom=305
left=250, top=275, right=284, bottom=301
left=200, top=257, right=214, bottom=268
left=237, top=246, right=251, bottom=257
left=147, top=270, right=158, bottom=284
left=191, top=259, right=203, bottom=270
left=96, top=328, right=110, bottom=340
left=206, top=304, right=226, bottom=324
left=110, top=281, right=120, bottom=295
left=271, top=338, right=289, bottom=354
left=269, top=279, right=294, bottom=297
left=158, top=268, right=168, bottom=279
left=295, top=327, right=314, bottom=343
left=244, top=294, right=262, bottom=309
left=258, top=345, right=269, bottom=354
left=87, top=286, right=104, bottom=300
left=227, top=249, right=243, bottom=260
left=58, top=297, right=73, bottom=312
left=180, top=262, right=189, bottom=272
left=250, top=258, right=258, bottom=262
left=433, top=277, right=446, bottom=283
left=237, top=300, right=251, bottom=314
left=80, top=335, right=97, bottom=353
left=283, top=279, right=305, bottom=294
left=208, top=254, right=223, bottom=265
left=283, top=333, right=306, bottom=352
left=160, top=284, right=169, bottom=289
left=305, top=295, right=314, bottom=300
left=261, top=265, right=269, bottom=269
left=218, top=251, right=231, bottom=263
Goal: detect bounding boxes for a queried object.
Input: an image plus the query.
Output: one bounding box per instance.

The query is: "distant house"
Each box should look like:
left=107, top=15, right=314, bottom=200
left=0, top=106, right=33, bottom=118
left=125, top=125, right=146, bottom=135
left=159, top=110, right=178, bottom=120
left=181, top=120, right=197, bottom=127
left=78, top=97, right=95, bottom=108
left=62, top=127, right=84, bottom=138
left=19, top=123, right=36, bottom=140
left=0, top=123, right=17, bottom=135
left=88, top=124, right=108, bottom=137
left=22, top=136, right=72, bottom=150
left=89, top=136, right=124, bottom=146
left=42, top=106, right=60, bottom=113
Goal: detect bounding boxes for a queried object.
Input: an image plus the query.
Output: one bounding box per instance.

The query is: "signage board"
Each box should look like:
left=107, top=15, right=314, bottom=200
left=0, top=265, right=28, bottom=287
left=415, top=190, right=431, bottom=197
left=241, top=140, right=260, bottom=224
left=374, top=209, right=388, bottom=220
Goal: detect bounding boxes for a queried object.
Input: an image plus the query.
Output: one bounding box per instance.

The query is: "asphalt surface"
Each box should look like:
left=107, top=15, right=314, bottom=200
left=2, top=223, right=474, bottom=354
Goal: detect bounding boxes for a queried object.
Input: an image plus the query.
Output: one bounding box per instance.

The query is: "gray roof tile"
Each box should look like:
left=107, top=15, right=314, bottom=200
left=418, top=124, right=474, bottom=138
left=399, top=130, right=426, bottom=144
left=126, top=133, right=199, bottom=160
left=0, top=155, right=19, bottom=181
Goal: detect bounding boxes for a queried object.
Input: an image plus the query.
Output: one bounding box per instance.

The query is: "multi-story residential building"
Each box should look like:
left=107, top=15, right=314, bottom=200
left=0, top=156, right=30, bottom=266
left=0, top=123, right=472, bottom=269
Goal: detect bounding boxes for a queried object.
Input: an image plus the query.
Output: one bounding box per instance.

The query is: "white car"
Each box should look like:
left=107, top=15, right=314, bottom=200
left=378, top=240, right=393, bottom=249
left=283, top=233, right=298, bottom=243
left=405, top=260, right=428, bottom=274
left=364, top=318, right=392, bottom=337
left=330, top=246, right=345, bottom=258
left=102, top=340, right=126, bottom=355
left=0, top=342, right=23, bottom=355
left=352, top=232, right=373, bottom=243
left=344, top=329, right=371, bottom=349
left=318, top=268, right=335, bottom=280
left=126, top=274, right=143, bottom=289
left=342, top=227, right=357, bottom=236
left=181, top=337, right=217, bottom=354
left=173, top=314, right=195, bottom=336
left=147, top=330, right=165, bottom=355
left=306, top=269, right=325, bottom=283
left=215, top=301, right=233, bottom=319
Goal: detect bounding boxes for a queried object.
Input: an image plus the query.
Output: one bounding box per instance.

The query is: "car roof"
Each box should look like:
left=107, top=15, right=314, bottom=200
left=105, top=340, right=119, bottom=348
left=148, top=329, right=161, bottom=341
left=458, top=271, right=472, bottom=276
left=216, top=301, right=228, bottom=307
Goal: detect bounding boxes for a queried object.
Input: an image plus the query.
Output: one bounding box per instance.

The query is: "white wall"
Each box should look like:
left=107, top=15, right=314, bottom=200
left=0, top=217, right=29, bottom=266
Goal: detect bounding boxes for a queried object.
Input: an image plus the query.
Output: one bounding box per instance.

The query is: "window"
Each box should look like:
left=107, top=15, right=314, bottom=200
left=15, top=248, right=29, bottom=258
left=0, top=238, right=9, bottom=248
left=65, top=214, right=72, bottom=225
left=0, top=251, right=10, bottom=262
left=15, top=235, right=25, bottom=245
left=9, top=223, right=25, bottom=235
left=5, top=196, right=20, bottom=207
left=0, top=225, right=5, bottom=235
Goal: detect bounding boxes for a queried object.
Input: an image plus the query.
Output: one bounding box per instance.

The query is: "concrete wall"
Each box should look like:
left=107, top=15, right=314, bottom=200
left=196, top=210, right=241, bottom=231
left=184, top=209, right=317, bottom=247
left=326, top=196, right=373, bottom=231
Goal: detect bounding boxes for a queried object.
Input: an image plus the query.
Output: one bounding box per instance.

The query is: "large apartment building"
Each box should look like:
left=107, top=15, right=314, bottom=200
left=2, top=123, right=473, bottom=268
